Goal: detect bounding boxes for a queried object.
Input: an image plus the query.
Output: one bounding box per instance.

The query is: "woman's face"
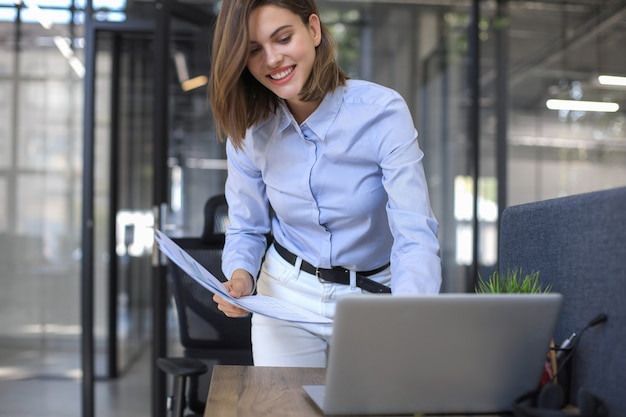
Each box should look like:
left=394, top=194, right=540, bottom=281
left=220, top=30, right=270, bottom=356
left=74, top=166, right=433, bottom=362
left=246, top=4, right=321, bottom=104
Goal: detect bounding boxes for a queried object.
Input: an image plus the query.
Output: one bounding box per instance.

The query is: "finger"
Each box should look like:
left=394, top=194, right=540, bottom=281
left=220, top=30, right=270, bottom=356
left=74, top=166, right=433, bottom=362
left=227, top=281, right=251, bottom=299
left=219, top=302, right=249, bottom=317
left=213, top=293, right=249, bottom=317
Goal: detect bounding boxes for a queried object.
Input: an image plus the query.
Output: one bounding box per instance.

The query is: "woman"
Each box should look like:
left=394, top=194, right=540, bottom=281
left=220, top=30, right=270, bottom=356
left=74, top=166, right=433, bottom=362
left=209, top=0, right=442, bottom=367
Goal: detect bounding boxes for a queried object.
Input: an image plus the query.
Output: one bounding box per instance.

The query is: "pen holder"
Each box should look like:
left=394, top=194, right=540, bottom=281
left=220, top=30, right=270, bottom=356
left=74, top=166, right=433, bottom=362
left=551, top=345, right=573, bottom=404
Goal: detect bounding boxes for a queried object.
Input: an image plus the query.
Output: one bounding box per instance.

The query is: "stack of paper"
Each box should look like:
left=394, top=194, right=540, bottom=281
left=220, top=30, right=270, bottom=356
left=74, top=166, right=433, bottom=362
left=154, top=230, right=332, bottom=324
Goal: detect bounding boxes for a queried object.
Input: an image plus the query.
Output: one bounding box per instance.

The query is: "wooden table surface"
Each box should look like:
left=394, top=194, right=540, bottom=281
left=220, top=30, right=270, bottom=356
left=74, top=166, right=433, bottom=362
left=204, top=365, right=326, bottom=417
left=203, top=365, right=508, bottom=417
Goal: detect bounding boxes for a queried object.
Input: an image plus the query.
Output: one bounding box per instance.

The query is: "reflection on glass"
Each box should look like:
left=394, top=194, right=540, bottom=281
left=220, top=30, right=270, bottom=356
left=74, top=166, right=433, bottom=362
left=454, top=176, right=498, bottom=266
left=116, top=210, right=154, bottom=258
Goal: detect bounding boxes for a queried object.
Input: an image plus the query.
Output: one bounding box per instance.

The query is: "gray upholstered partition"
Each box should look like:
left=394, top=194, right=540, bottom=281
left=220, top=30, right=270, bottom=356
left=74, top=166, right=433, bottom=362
left=498, top=186, right=626, bottom=416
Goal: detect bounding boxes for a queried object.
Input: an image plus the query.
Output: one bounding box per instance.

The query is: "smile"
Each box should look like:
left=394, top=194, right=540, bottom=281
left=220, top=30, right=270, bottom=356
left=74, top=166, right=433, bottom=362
left=268, top=66, right=295, bottom=80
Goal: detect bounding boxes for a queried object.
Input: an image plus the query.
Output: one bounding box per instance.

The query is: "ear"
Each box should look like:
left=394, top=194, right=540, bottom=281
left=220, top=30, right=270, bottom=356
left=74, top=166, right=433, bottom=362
left=308, top=13, right=322, bottom=47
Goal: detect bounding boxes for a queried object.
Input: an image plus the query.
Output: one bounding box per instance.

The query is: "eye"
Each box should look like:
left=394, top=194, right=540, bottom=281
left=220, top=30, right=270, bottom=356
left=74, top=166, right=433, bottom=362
left=277, top=34, right=292, bottom=44
left=249, top=45, right=261, bottom=56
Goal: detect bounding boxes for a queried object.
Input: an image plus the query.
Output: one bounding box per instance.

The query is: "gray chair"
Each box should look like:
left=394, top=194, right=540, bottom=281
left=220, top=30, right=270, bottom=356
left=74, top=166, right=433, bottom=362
left=158, top=194, right=253, bottom=417
left=499, top=186, right=626, bottom=416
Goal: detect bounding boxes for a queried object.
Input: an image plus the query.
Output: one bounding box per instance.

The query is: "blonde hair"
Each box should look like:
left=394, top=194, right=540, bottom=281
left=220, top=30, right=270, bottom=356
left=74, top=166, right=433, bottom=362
left=209, top=0, right=348, bottom=148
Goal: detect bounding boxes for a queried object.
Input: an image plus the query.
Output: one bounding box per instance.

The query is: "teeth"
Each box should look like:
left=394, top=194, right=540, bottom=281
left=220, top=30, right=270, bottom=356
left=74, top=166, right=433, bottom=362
left=270, top=67, right=293, bottom=80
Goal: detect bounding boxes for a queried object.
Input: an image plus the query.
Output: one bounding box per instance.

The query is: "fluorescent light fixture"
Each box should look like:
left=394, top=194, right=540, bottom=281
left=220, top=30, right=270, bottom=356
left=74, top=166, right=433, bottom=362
left=53, top=36, right=85, bottom=78
left=20, top=0, right=53, bottom=29
left=546, top=99, right=619, bottom=112
left=598, top=75, right=626, bottom=87
left=53, top=35, right=73, bottom=59
left=173, top=51, right=189, bottom=84
left=182, top=75, right=208, bottom=92
left=69, top=56, right=85, bottom=78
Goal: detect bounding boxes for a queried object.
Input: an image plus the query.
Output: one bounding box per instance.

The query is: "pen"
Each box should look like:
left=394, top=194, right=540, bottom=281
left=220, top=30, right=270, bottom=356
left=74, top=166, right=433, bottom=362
left=556, top=332, right=576, bottom=361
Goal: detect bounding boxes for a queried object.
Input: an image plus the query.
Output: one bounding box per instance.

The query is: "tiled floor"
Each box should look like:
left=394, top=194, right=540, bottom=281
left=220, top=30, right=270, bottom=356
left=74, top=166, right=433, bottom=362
left=0, top=321, right=187, bottom=417
left=0, top=346, right=155, bottom=417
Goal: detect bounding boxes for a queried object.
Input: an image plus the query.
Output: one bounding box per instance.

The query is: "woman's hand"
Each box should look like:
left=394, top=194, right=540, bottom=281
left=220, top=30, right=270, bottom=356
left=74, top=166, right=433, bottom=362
left=213, top=269, right=254, bottom=317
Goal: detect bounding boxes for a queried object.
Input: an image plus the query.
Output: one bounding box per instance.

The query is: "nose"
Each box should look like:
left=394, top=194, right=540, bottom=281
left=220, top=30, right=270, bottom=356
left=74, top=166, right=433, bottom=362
left=265, top=46, right=282, bottom=67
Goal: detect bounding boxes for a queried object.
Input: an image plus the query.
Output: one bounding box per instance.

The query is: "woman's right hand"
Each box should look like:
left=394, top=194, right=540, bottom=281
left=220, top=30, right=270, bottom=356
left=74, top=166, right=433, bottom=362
left=213, top=269, right=254, bottom=318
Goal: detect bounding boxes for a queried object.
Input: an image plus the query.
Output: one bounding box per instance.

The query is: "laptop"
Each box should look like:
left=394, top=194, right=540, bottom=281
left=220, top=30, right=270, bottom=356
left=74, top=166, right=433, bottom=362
left=303, top=293, right=563, bottom=415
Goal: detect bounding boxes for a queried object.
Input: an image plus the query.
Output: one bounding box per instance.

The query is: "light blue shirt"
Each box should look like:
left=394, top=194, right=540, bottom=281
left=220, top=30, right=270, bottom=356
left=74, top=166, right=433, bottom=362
left=222, top=79, right=441, bottom=294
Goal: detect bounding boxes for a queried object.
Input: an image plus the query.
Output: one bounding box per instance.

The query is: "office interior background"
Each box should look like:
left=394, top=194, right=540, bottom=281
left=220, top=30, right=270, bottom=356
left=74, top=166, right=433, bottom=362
left=0, top=0, right=625, bottom=416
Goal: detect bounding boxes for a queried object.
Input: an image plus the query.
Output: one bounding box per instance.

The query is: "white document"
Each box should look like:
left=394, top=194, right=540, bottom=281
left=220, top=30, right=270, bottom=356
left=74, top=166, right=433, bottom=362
left=154, top=230, right=332, bottom=324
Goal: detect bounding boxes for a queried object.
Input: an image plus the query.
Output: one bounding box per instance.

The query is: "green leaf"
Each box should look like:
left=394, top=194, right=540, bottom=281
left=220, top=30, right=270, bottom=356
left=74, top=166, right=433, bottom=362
left=475, top=268, right=551, bottom=294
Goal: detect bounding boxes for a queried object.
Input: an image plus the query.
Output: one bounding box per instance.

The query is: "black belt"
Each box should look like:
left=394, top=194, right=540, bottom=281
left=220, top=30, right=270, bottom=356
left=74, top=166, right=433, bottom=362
left=272, top=241, right=391, bottom=294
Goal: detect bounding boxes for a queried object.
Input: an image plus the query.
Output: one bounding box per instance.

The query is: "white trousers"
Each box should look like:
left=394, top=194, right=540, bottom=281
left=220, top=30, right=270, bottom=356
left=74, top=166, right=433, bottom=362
left=251, top=244, right=391, bottom=368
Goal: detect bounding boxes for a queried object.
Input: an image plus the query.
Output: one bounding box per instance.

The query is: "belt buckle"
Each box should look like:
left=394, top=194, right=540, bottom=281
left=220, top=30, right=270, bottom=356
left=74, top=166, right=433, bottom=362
left=316, top=268, right=327, bottom=284
left=316, top=268, right=337, bottom=284
left=316, top=267, right=349, bottom=285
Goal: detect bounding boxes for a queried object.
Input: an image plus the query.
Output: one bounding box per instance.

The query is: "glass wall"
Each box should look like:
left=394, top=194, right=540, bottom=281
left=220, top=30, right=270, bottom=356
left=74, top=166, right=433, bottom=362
left=317, top=0, right=626, bottom=290
left=505, top=1, right=626, bottom=205
left=0, top=1, right=85, bottom=415
left=0, top=0, right=84, bottom=382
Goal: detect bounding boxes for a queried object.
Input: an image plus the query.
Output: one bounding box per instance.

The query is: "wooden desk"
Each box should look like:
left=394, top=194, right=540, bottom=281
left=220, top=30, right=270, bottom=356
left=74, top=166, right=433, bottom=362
left=204, top=365, right=327, bottom=417
left=204, top=365, right=505, bottom=417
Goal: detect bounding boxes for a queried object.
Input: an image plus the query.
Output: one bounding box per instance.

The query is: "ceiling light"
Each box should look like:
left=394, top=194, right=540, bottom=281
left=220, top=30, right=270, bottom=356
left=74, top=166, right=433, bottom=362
left=53, top=36, right=85, bottom=78
left=20, top=0, right=53, bottom=29
left=182, top=75, right=208, bottom=92
left=173, top=51, right=189, bottom=84
left=546, top=99, right=619, bottom=112
left=597, top=75, right=626, bottom=87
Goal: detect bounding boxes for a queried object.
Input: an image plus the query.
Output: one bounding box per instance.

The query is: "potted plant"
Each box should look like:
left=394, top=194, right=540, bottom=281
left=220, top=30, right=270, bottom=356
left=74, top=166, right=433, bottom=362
left=475, top=268, right=552, bottom=294
left=475, top=267, right=556, bottom=386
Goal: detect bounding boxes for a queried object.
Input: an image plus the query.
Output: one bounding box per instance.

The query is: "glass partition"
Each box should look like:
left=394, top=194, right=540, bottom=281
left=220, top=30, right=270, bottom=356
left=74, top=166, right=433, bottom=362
left=0, top=0, right=84, bottom=405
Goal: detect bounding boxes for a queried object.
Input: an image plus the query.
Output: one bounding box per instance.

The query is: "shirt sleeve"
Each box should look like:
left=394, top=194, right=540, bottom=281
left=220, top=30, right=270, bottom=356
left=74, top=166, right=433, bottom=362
left=221, top=137, right=271, bottom=282
left=376, top=91, right=442, bottom=294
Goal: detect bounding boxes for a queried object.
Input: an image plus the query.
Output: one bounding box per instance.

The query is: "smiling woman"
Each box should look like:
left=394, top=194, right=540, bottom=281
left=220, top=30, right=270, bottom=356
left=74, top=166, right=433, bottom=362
left=208, top=0, right=442, bottom=368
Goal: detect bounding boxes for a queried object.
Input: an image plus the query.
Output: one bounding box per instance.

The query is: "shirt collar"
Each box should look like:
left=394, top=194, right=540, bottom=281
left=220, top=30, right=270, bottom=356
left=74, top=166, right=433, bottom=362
left=276, top=86, right=345, bottom=141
